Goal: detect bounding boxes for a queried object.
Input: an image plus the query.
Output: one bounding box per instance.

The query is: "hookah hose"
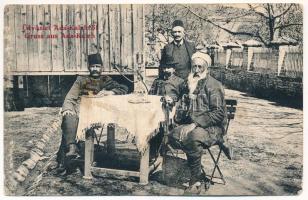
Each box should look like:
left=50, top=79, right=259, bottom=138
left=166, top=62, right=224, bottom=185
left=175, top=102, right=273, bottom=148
left=113, top=65, right=149, bottom=93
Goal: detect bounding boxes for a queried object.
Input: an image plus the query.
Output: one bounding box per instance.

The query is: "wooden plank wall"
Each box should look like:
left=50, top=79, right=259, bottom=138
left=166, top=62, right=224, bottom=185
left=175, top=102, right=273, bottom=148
left=4, top=4, right=144, bottom=75
left=215, top=49, right=226, bottom=66
left=230, top=48, right=243, bottom=68
left=252, top=48, right=279, bottom=74
left=283, top=48, right=303, bottom=78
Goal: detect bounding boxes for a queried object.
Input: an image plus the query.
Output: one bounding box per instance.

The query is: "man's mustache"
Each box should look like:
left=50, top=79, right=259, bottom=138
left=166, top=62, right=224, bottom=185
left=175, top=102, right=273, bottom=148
left=193, top=73, right=200, bottom=78
left=163, top=71, right=172, bottom=80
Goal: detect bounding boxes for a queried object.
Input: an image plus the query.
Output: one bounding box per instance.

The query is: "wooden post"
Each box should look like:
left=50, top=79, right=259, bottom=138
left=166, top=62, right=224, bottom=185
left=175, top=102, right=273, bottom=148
left=225, top=49, right=232, bottom=69
left=107, top=123, right=116, bottom=156
left=242, top=46, right=249, bottom=71
left=247, top=47, right=254, bottom=71
left=83, top=128, right=94, bottom=179
left=139, top=144, right=150, bottom=185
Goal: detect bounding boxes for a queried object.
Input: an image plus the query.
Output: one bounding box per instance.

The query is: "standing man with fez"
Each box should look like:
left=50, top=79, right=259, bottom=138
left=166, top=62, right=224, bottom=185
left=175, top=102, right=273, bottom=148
left=54, top=53, right=128, bottom=175
left=159, top=19, right=196, bottom=80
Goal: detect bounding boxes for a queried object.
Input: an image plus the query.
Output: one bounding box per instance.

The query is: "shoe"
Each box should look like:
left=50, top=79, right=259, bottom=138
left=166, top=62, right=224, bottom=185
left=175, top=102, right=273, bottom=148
left=66, top=143, right=79, bottom=159
left=201, top=171, right=212, bottom=188
left=48, top=160, right=59, bottom=171
left=51, top=163, right=67, bottom=176
left=184, top=181, right=204, bottom=195
left=220, top=142, right=233, bottom=160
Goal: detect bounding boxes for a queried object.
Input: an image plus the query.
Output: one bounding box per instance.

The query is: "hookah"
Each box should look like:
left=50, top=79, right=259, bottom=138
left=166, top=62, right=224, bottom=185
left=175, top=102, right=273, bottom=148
left=112, top=52, right=150, bottom=104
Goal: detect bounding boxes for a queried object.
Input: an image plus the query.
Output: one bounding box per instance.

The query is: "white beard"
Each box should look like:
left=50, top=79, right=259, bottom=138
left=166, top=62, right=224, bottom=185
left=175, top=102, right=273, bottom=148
left=187, top=71, right=207, bottom=94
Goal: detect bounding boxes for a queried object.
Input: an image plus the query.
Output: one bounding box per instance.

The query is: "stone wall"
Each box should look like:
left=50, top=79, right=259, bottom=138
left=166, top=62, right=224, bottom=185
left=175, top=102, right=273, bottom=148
left=209, top=65, right=303, bottom=109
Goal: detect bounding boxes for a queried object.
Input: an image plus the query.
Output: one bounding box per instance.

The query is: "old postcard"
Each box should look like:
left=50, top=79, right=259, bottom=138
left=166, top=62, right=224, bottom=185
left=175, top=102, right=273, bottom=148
left=2, top=1, right=304, bottom=196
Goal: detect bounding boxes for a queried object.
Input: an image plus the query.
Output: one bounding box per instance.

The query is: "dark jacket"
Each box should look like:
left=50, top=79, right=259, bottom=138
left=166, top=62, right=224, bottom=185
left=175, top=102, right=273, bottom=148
left=160, top=39, right=196, bottom=79
left=62, top=75, right=128, bottom=115
left=149, top=74, right=184, bottom=96
left=167, top=74, right=227, bottom=133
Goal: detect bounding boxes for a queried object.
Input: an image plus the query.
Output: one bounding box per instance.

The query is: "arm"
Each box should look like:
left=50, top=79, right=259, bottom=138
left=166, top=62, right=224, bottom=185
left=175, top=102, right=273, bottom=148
left=62, top=76, right=82, bottom=114
left=148, top=79, right=158, bottom=95
left=190, top=87, right=226, bottom=128
left=164, top=76, right=185, bottom=102
left=101, top=76, right=128, bottom=95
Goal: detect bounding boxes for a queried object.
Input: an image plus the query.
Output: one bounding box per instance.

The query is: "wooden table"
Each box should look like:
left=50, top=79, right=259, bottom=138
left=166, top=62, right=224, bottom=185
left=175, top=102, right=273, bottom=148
left=77, top=94, right=167, bottom=185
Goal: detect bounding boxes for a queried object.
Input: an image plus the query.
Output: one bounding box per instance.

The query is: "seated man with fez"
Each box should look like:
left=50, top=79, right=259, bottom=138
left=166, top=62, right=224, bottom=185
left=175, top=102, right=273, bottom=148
left=54, top=53, right=128, bottom=175
left=165, top=52, right=230, bottom=194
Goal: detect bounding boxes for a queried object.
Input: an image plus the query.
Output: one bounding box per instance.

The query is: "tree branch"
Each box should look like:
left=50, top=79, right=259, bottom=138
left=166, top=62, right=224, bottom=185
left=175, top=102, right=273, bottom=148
left=248, top=4, right=268, bottom=19
left=182, top=4, right=269, bottom=45
left=208, top=11, right=254, bottom=23
left=255, top=31, right=268, bottom=46
left=273, top=4, right=293, bottom=19
left=274, top=23, right=303, bottom=30
left=270, top=4, right=275, bottom=16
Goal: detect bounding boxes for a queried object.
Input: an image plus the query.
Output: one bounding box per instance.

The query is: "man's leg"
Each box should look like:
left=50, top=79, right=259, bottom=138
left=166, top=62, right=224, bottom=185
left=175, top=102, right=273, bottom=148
left=61, top=114, right=79, bottom=158
left=169, top=126, right=220, bottom=194
left=56, top=134, right=66, bottom=165
left=53, top=115, right=78, bottom=174
left=182, top=127, right=212, bottom=185
left=184, top=127, right=223, bottom=182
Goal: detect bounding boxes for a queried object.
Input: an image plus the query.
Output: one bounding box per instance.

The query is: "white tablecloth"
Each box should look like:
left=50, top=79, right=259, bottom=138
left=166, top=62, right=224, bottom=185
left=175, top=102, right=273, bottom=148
left=76, top=94, right=166, bottom=153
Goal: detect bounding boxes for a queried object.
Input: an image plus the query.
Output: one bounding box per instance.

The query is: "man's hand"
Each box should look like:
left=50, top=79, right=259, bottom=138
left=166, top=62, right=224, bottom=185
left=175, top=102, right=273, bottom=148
left=165, top=95, right=173, bottom=104
left=189, top=94, right=197, bottom=100
left=62, top=110, right=74, bottom=116
left=179, top=123, right=197, bottom=141
left=97, top=90, right=115, bottom=96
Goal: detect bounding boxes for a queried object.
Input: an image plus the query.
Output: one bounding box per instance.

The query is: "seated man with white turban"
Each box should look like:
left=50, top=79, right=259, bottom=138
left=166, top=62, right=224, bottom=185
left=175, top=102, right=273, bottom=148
left=165, top=52, right=228, bottom=195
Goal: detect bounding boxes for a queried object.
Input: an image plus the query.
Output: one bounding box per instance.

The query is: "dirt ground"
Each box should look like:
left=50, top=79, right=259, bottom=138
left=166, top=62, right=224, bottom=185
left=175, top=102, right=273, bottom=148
left=3, top=88, right=303, bottom=196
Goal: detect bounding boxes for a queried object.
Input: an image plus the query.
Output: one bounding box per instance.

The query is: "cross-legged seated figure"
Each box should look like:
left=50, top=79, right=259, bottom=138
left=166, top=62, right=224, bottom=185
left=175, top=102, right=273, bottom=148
left=55, top=53, right=128, bottom=175
left=164, top=52, right=228, bottom=195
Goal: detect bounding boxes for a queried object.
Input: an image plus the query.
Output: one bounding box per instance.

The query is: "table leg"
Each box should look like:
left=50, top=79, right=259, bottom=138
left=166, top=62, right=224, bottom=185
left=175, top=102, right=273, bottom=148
left=139, top=144, right=150, bottom=185
left=107, top=123, right=115, bottom=156
left=83, top=129, right=94, bottom=179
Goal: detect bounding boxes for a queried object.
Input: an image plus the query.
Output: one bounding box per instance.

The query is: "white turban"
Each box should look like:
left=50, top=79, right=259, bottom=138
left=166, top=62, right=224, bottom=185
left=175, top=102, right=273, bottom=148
left=191, top=51, right=212, bottom=66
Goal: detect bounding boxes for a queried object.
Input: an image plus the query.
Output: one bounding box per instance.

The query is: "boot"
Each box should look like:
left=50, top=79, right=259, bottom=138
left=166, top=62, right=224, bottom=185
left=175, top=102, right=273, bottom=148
left=51, top=154, right=67, bottom=176
left=66, top=143, right=79, bottom=159
left=184, top=172, right=211, bottom=195
left=184, top=181, right=203, bottom=195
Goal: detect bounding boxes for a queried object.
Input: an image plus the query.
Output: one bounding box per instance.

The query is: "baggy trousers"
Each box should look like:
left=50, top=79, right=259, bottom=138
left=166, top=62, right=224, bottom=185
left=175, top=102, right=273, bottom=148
left=169, top=125, right=223, bottom=184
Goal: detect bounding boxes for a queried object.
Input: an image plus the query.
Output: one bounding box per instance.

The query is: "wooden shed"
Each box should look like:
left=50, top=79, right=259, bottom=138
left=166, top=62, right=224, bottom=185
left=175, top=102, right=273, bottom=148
left=4, top=4, right=145, bottom=110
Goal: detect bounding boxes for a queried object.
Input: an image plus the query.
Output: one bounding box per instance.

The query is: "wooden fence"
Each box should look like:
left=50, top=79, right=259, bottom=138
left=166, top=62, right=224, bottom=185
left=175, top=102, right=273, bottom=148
left=250, top=48, right=279, bottom=74
left=214, top=49, right=226, bottom=66
left=280, top=47, right=303, bottom=78
left=4, top=4, right=144, bottom=75
left=229, top=48, right=243, bottom=68
left=214, top=46, right=303, bottom=78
